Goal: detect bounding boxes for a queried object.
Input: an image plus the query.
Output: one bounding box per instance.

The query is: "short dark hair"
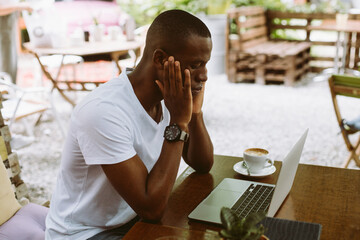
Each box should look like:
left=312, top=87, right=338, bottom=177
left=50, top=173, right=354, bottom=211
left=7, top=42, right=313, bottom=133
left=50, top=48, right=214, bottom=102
left=145, top=9, right=211, bottom=55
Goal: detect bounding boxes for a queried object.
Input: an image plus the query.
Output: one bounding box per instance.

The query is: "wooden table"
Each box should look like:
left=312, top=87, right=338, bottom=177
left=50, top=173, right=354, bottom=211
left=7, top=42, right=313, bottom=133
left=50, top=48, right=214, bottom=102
left=125, top=155, right=360, bottom=240
left=309, top=19, right=360, bottom=74
left=124, top=222, right=221, bottom=240
left=23, top=39, right=143, bottom=106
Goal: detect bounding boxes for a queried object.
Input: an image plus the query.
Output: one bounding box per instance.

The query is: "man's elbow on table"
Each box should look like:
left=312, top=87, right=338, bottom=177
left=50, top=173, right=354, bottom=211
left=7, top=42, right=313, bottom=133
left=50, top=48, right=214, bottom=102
left=186, top=153, right=214, bottom=174
left=191, top=161, right=213, bottom=174
left=137, top=204, right=166, bottom=222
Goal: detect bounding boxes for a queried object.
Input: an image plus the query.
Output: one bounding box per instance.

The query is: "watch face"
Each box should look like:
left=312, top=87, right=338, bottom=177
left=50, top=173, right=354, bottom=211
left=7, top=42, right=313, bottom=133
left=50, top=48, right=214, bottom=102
left=164, top=124, right=181, bottom=141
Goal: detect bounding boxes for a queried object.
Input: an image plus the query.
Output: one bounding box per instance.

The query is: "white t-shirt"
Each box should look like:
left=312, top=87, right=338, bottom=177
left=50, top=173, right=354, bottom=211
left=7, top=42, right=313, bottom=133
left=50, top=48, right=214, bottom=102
left=45, top=72, right=170, bottom=239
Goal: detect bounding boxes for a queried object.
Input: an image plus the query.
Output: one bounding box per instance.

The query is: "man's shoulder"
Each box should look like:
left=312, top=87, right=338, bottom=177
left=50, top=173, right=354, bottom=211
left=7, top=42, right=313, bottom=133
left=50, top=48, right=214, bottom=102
left=79, top=76, right=130, bottom=106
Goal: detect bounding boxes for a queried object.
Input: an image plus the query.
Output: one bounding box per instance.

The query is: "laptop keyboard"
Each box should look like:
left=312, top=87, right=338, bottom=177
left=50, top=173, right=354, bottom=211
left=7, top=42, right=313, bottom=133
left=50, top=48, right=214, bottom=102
left=231, top=184, right=275, bottom=219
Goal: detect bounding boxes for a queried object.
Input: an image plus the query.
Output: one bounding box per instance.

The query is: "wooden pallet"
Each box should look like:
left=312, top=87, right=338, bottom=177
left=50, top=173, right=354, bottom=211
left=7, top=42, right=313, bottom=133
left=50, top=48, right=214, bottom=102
left=228, top=44, right=310, bottom=85
left=0, top=97, right=31, bottom=203
left=226, top=6, right=311, bottom=86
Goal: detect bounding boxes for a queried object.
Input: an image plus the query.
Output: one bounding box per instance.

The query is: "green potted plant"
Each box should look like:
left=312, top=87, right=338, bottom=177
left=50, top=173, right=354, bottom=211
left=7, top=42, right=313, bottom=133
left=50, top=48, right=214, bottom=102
left=219, top=207, right=269, bottom=240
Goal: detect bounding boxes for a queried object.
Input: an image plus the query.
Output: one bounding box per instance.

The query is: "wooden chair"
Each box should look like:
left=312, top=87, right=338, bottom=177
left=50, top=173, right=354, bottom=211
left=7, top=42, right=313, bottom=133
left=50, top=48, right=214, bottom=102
left=37, top=54, right=84, bottom=86
left=328, top=74, right=360, bottom=168
left=0, top=72, right=65, bottom=142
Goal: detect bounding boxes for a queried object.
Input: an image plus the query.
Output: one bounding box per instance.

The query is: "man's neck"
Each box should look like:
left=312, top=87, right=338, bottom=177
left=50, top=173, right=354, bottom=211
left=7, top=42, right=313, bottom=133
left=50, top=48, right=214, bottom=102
left=128, top=64, right=163, bottom=117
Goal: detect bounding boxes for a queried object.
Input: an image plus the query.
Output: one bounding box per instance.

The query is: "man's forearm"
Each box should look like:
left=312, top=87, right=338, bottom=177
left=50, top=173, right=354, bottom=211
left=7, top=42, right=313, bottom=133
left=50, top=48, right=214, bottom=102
left=183, top=111, right=214, bottom=173
left=102, top=139, right=185, bottom=222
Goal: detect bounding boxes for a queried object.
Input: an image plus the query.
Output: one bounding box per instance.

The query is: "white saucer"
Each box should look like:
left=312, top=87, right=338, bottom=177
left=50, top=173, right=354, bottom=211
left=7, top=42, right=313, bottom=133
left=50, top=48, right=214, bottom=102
left=233, top=161, right=276, bottom=178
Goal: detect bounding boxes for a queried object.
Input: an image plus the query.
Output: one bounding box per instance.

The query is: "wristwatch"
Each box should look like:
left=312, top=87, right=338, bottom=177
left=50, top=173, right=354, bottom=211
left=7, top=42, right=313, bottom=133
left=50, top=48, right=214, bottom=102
left=164, top=123, right=189, bottom=142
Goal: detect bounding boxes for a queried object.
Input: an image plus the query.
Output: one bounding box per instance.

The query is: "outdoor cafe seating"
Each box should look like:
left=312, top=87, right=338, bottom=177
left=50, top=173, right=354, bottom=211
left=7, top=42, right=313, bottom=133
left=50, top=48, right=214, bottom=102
left=328, top=74, right=360, bottom=168
left=1, top=0, right=360, bottom=239
left=0, top=71, right=65, bottom=149
left=21, top=0, right=143, bottom=107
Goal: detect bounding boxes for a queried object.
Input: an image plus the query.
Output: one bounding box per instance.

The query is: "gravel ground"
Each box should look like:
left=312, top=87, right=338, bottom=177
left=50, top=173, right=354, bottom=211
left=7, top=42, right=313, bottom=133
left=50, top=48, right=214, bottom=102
left=12, top=64, right=360, bottom=204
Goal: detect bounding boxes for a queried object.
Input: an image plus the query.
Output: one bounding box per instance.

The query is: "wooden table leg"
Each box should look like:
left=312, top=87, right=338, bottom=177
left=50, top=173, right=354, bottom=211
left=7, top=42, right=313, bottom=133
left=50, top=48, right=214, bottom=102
left=335, top=31, right=341, bottom=74
left=354, top=138, right=360, bottom=167
left=343, top=137, right=360, bottom=168
left=33, top=53, right=76, bottom=106
left=110, top=51, right=127, bottom=75
left=110, top=48, right=141, bottom=75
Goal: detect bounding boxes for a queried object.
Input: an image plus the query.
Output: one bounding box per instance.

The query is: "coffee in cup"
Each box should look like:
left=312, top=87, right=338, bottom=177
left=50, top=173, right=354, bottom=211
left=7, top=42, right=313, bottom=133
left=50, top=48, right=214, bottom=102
left=243, top=148, right=273, bottom=173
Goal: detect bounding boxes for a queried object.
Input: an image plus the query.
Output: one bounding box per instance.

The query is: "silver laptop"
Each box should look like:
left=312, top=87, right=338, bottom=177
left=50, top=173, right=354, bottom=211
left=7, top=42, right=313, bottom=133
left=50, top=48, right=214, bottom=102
left=188, top=129, right=308, bottom=224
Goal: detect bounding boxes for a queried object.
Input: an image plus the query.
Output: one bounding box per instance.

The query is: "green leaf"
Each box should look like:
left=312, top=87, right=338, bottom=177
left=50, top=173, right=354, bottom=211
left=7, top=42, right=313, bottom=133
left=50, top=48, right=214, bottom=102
left=243, top=211, right=266, bottom=230
left=220, top=229, right=235, bottom=239
left=220, top=207, right=240, bottom=231
left=219, top=208, right=266, bottom=240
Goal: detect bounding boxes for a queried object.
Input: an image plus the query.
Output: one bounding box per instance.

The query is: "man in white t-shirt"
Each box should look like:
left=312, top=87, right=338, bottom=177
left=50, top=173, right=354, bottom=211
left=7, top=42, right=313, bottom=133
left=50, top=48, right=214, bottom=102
left=46, top=9, right=214, bottom=239
left=0, top=0, right=32, bottom=83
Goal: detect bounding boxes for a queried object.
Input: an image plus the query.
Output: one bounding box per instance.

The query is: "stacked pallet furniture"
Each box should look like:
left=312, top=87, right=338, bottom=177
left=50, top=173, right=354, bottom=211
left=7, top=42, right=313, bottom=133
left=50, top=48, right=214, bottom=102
left=0, top=93, right=49, bottom=238
left=0, top=95, right=31, bottom=203
left=226, top=6, right=311, bottom=86
left=0, top=93, right=50, bottom=206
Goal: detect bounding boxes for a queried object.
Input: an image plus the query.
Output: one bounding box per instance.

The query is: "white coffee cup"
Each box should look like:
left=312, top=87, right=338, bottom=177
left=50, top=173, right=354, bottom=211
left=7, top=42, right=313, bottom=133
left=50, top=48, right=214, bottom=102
left=243, top=148, right=273, bottom=173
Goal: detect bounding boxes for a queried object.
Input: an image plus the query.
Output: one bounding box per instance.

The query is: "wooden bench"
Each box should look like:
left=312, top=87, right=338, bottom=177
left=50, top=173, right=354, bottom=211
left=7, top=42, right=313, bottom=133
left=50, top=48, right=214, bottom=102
left=226, top=6, right=311, bottom=86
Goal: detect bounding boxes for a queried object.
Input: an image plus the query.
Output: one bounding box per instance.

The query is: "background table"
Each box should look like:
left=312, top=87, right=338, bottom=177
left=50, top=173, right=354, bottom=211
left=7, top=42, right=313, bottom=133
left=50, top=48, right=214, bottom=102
left=124, top=222, right=221, bottom=240
left=309, top=19, right=360, bottom=74
left=155, top=155, right=360, bottom=240
left=24, top=39, right=142, bottom=73
left=23, top=39, right=143, bottom=106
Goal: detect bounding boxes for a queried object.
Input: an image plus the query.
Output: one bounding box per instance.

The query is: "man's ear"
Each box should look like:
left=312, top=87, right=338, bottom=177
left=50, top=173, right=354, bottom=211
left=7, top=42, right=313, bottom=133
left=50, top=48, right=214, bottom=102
left=153, top=49, right=168, bottom=69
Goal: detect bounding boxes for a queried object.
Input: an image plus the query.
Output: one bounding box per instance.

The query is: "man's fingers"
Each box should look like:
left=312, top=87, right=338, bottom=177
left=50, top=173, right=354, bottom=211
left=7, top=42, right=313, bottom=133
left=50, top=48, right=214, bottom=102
left=168, top=57, right=175, bottom=91
left=155, top=80, right=164, bottom=95
left=163, top=61, right=169, bottom=92
left=201, top=82, right=206, bottom=92
left=175, top=61, right=182, bottom=90
left=184, top=69, right=192, bottom=97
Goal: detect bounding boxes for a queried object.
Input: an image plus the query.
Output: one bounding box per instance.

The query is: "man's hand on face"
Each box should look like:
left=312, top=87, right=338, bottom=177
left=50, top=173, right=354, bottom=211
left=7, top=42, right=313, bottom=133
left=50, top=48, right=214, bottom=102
left=156, top=56, right=192, bottom=129
left=192, top=82, right=205, bottom=114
